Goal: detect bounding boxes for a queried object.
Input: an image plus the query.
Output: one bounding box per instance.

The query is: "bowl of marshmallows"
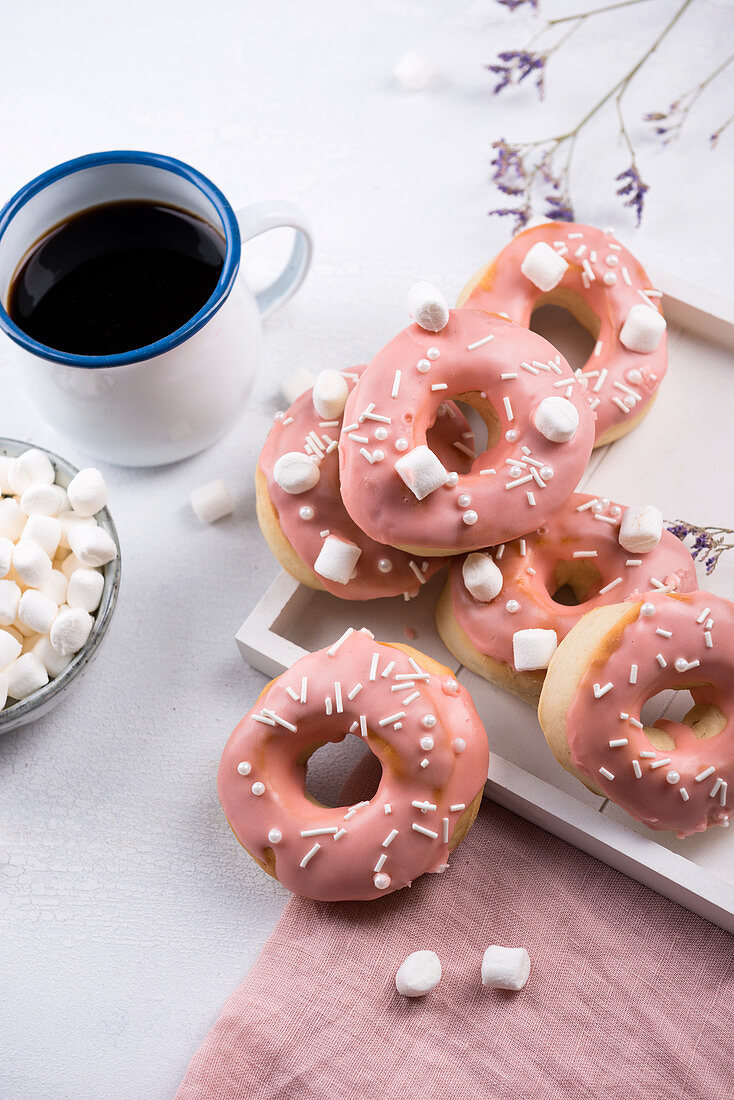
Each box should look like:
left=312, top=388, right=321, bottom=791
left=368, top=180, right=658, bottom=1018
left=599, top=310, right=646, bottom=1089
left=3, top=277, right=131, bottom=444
left=0, top=439, right=120, bottom=732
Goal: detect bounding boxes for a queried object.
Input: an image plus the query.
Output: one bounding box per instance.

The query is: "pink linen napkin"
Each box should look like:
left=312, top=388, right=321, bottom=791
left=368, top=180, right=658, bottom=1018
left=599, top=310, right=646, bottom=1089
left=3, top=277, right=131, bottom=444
left=177, top=759, right=733, bottom=1100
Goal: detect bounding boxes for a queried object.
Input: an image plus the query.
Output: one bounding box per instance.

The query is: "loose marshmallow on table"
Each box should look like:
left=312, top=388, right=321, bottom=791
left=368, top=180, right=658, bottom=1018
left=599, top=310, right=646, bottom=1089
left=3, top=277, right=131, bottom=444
left=393, top=52, right=435, bottom=92
left=0, top=628, right=22, bottom=670
left=66, top=467, right=108, bottom=516
left=407, top=282, right=449, bottom=333
left=619, top=303, right=666, bottom=353
left=395, top=446, right=449, bottom=501
left=513, top=628, right=558, bottom=672
left=481, top=946, right=531, bottom=990
left=534, top=396, right=579, bottom=443
left=12, top=540, right=52, bottom=588
left=462, top=553, right=503, bottom=602
left=17, top=590, right=58, bottom=635
left=6, top=652, right=49, bottom=700
left=280, top=367, right=314, bottom=407
left=190, top=479, right=235, bottom=524
left=7, top=448, right=55, bottom=495
left=67, top=523, right=118, bottom=566
left=619, top=504, right=663, bottom=554
left=313, top=535, right=362, bottom=585
left=66, top=567, right=104, bottom=613
left=395, top=951, right=442, bottom=997
left=312, top=370, right=349, bottom=420
left=521, top=241, right=569, bottom=293
left=50, top=607, right=94, bottom=657
left=273, top=452, right=320, bottom=496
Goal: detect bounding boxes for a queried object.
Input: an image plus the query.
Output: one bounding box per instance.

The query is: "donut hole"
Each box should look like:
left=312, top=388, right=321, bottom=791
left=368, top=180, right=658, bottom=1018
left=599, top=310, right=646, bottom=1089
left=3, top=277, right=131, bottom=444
left=637, top=690, right=724, bottom=751
left=434, top=391, right=501, bottom=473
left=530, top=298, right=598, bottom=373
left=303, top=736, right=382, bottom=808
left=550, top=560, right=602, bottom=606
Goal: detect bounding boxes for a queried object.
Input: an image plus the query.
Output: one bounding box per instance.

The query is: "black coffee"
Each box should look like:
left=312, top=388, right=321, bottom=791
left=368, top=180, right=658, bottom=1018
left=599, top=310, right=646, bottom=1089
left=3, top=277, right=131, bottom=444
left=8, top=200, right=226, bottom=355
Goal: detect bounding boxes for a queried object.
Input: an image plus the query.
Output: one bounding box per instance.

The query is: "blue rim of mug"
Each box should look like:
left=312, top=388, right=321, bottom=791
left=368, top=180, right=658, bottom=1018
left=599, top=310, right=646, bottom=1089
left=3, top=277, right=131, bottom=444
left=0, top=150, right=241, bottom=369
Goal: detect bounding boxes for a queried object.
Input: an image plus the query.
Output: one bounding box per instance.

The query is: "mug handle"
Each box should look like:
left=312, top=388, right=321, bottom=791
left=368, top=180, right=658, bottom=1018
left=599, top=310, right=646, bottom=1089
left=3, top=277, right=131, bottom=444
left=235, top=201, right=313, bottom=318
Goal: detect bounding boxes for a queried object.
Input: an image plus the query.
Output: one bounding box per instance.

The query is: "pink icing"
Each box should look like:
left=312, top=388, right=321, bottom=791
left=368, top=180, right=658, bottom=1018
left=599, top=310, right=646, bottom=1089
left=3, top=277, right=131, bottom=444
left=462, top=222, right=667, bottom=442
left=566, top=590, right=734, bottom=836
left=338, top=309, right=595, bottom=555
left=217, top=629, right=489, bottom=901
left=449, top=492, right=697, bottom=669
left=259, top=366, right=474, bottom=599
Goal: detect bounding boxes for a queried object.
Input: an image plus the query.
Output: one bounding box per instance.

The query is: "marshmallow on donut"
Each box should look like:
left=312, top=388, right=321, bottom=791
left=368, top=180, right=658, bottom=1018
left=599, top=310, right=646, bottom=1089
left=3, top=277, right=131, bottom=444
left=539, top=590, right=734, bottom=836
left=256, top=364, right=476, bottom=600
left=457, top=222, right=667, bottom=447
left=338, top=307, right=595, bottom=557
left=437, top=492, right=697, bottom=706
left=217, top=630, right=489, bottom=901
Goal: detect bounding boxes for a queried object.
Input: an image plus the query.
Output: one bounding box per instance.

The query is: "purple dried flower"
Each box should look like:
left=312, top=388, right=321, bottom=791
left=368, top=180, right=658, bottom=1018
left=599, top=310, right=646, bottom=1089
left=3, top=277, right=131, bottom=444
left=705, top=556, right=717, bottom=575
left=488, top=205, right=531, bottom=234
left=496, top=0, right=538, bottom=10
left=544, top=193, right=574, bottom=221
left=490, top=140, right=527, bottom=196
left=616, top=163, right=648, bottom=226
left=487, top=51, right=546, bottom=98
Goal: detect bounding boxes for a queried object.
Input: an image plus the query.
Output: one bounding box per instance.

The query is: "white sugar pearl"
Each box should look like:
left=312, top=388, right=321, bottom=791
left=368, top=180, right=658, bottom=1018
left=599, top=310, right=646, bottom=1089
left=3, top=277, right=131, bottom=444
left=626, top=368, right=643, bottom=385
left=0, top=628, right=22, bottom=671
left=267, top=828, right=282, bottom=844
left=280, top=367, right=314, bottom=406
left=420, top=735, right=434, bottom=751
left=189, top=479, right=235, bottom=522
left=416, top=358, right=431, bottom=373
left=534, top=396, right=579, bottom=443
left=666, top=771, right=680, bottom=784
left=605, top=254, right=619, bottom=267
left=237, top=761, right=252, bottom=775
left=513, top=627, right=558, bottom=671
left=444, top=472, right=459, bottom=487
left=67, top=524, right=118, bottom=567
left=421, top=714, right=436, bottom=729
left=378, top=558, right=393, bottom=573
left=273, top=452, right=320, bottom=496
left=373, top=450, right=385, bottom=462
left=0, top=537, right=13, bottom=579
left=520, top=241, right=568, bottom=292
left=395, top=951, right=442, bottom=997
left=313, top=535, right=362, bottom=585
left=620, top=303, right=666, bottom=353
left=395, top=438, right=409, bottom=452
left=457, top=493, right=471, bottom=508
left=462, top=553, right=503, bottom=602
left=395, top=446, right=448, bottom=501
left=481, top=945, right=531, bottom=990
left=603, top=272, right=617, bottom=286
left=373, top=872, right=391, bottom=890
left=299, top=505, right=314, bottom=521
left=8, top=448, right=54, bottom=495
left=0, top=580, right=21, bottom=626
left=66, top=468, right=108, bottom=516
left=60, top=553, right=84, bottom=579
left=66, top=567, right=104, bottom=613
left=394, top=51, right=435, bottom=92
left=619, top=504, right=663, bottom=554
left=406, top=281, right=449, bottom=333
left=251, top=782, right=265, bottom=796
left=30, top=635, right=72, bottom=678
left=6, top=652, right=49, bottom=700
left=20, top=483, right=67, bottom=516
left=462, top=510, right=478, bottom=526
left=506, top=599, right=520, bottom=613
left=453, top=737, right=466, bottom=753
left=13, top=541, right=52, bottom=588
left=427, top=347, right=440, bottom=360
left=540, top=465, right=554, bottom=480
left=375, top=427, right=388, bottom=441
left=641, top=602, right=656, bottom=617
left=312, top=370, right=349, bottom=420
left=17, top=590, right=58, bottom=634
left=0, top=498, right=26, bottom=541
left=49, top=606, right=94, bottom=656
left=20, top=514, right=61, bottom=559
left=674, top=658, right=688, bottom=673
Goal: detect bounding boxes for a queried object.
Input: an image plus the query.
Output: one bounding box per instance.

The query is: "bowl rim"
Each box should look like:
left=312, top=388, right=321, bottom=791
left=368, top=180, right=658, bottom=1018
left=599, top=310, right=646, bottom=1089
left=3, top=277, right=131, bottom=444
left=0, top=437, right=121, bottom=729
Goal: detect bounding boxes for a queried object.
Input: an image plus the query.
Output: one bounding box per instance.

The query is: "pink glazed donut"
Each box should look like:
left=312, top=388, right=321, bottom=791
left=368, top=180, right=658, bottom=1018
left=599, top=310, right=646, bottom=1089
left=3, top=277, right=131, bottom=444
left=218, top=629, right=489, bottom=901
left=338, top=309, right=595, bottom=557
left=539, top=590, right=734, bottom=836
left=438, top=492, right=698, bottom=705
left=458, top=222, right=667, bottom=446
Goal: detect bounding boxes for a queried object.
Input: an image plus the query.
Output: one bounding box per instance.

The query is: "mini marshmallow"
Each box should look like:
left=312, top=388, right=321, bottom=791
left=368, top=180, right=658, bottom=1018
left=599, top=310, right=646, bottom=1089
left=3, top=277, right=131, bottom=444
left=619, top=303, right=666, bottom=354
left=7, top=448, right=55, bottom=495
left=0, top=536, right=13, bottom=579
left=57, top=511, right=95, bottom=550
left=273, top=453, right=320, bottom=495
left=19, top=482, right=67, bottom=516
left=312, top=370, right=349, bottom=420
left=66, top=467, right=108, bottom=516
left=395, top=446, right=449, bottom=501
left=481, top=945, right=531, bottom=990
left=49, top=606, right=93, bottom=656
left=17, top=589, right=58, bottom=635
left=0, top=455, right=12, bottom=494
left=521, top=241, right=569, bottom=292
left=462, top=553, right=503, bottom=602
left=20, top=514, right=61, bottom=559
left=313, top=535, right=362, bottom=586
left=393, top=51, right=435, bottom=91
left=395, top=950, right=442, bottom=997
left=513, top=628, right=558, bottom=671
left=66, top=567, right=104, bottom=612
left=67, top=524, right=118, bottom=567
left=31, top=635, right=73, bottom=678
left=407, top=281, right=449, bottom=333
left=534, top=396, right=579, bottom=443
left=0, top=497, right=26, bottom=541
left=39, top=569, right=69, bottom=605
left=280, top=367, right=314, bottom=407
left=619, top=504, right=663, bottom=554
left=0, top=628, right=22, bottom=671
left=190, top=479, right=235, bottom=523
left=61, top=553, right=84, bottom=579
left=5, top=652, right=49, bottom=700
left=0, top=580, right=21, bottom=626
left=12, top=540, right=52, bottom=588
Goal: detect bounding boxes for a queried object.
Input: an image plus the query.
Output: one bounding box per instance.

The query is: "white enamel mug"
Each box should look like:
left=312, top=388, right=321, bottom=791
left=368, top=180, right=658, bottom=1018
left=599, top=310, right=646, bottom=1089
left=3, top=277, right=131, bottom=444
left=0, top=151, right=312, bottom=466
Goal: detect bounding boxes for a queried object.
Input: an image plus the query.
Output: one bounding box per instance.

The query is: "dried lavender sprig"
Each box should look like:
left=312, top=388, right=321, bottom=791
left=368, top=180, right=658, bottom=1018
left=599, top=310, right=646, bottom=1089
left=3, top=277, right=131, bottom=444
left=645, top=51, right=734, bottom=146
left=711, top=115, right=733, bottom=149
left=667, top=521, right=734, bottom=576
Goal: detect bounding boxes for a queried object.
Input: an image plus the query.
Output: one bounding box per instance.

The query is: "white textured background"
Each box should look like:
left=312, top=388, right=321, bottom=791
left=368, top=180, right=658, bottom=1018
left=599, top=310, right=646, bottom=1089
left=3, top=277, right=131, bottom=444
left=1, top=1, right=732, bottom=1097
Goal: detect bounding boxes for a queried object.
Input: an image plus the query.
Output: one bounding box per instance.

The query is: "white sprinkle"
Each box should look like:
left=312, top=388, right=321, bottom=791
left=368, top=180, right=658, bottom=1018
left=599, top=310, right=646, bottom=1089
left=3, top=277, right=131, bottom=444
left=431, top=383, right=448, bottom=392
left=412, top=823, right=438, bottom=839
left=573, top=550, right=598, bottom=558
left=531, top=360, right=551, bottom=371
left=613, top=397, right=631, bottom=415
left=574, top=244, right=587, bottom=257
left=381, top=660, right=397, bottom=679
left=527, top=492, right=536, bottom=507
left=325, top=697, right=332, bottom=715
left=360, top=715, right=368, bottom=739
left=593, top=368, right=608, bottom=393
left=359, top=448, right=375, bottom=464
left=328, top=627, right=354, bottom=657
left=300, top=844, right=321, bottom=868
left=593, top=341, right=603, bottom=358
left=349, top=433, right=369, bottom=445
left=521, top=361, right=539, bottom=375
left=420, top=758, right=429, bottom=768
left=640, top=751, right=657, bottom=758
left=503, top=396, right=514, bottom=421
left=392, top=681, right=414, bottom=691
left=442, top=818, right=449, bottom=843
left=467, top=334, right=494, bottom=351
left=626, top=560, right=642, bottom=567
left=632, top=760, right=642, bottom=779
left=696, top=607, right=711, bottom=624
left=453, top=441, right=476, bottom=459
left=519, top=539, right=527, bottom=556
left=334, top=682, right=343, bottom=713
left=379, top=711, right=406, bottom=727
left=384, top=804, right=392, bottom=815
left=695, top=766, right=715, bottom=782
left=286, top=686, right=300, bottom=701
left=412, top=800, right=437, bottom=813
left=402, top=691, right=420, bottom=705
left=348, top=682, right=363, bottom=700
left=589, top=398, right=600, bottom=410
left=501, top=373, right=518, bottom=380
left=582, top=259, right=595, bottom=282
left=593, top=682, right=613, bottom=698
left=261, top=709, right=297, bottom=733
left=408, top=560, right=427, bottom=585
left=679, top=787, right=689, bottom=801
left=705, top=631, right=713, bottom=648
left=609, top=738, right=629, bottom=748
left=721, top=781, right=727, bottom=806
left=599, top=577, right=623, bottom=595
left=576, top=498, right=598, bottom=512
left=505, top=473, right=534, bottom=490
left=599, top=767, right=615, bottom=781
left=369, top=653, right=379, bottom=681
left=710, top=778, right=723, bottom=798
left=374, top=853, right=387, bottom=873
left=391, top=370, right=402, bottom=398
left=301, top=827, right=338, bottom=837
left=655, top=628, right=672, bottom=638
left=383, top=829, right=399, bottom=847
left=333, top=828, right=347, bottom=841
left=608, top=242, right=621, bottom=251
left=621, top=266, right=632, bottom=286
left=630, top=664, right=638, bottom=684
left=706, top=619, right=714, bottom=629
left=568, top=232, right=583, bottom=239
left=252, top=714, right=277, bottom=727
left=582, top=273, right=589, bottom=289
left=656, top=654, right=667, bottom=668
left=650, top=758, right=672, bottom=770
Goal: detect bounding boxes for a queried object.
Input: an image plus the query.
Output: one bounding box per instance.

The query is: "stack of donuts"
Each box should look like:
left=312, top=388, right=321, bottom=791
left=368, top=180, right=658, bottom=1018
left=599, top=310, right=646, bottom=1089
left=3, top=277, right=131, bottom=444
left=220, top=220, right=732, bottom=902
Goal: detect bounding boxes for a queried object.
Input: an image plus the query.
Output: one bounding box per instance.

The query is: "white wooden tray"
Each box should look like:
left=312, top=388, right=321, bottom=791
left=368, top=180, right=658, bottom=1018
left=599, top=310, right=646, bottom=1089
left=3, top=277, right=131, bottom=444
left=237, top=271, right=734, bottom=933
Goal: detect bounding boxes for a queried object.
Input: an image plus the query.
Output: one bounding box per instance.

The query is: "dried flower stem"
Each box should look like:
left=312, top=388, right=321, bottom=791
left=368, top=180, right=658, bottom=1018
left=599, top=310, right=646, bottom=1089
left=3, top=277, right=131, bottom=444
left=647, top=50, right=734, bottom=145
left=667, top=521, right=734, bottom=576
